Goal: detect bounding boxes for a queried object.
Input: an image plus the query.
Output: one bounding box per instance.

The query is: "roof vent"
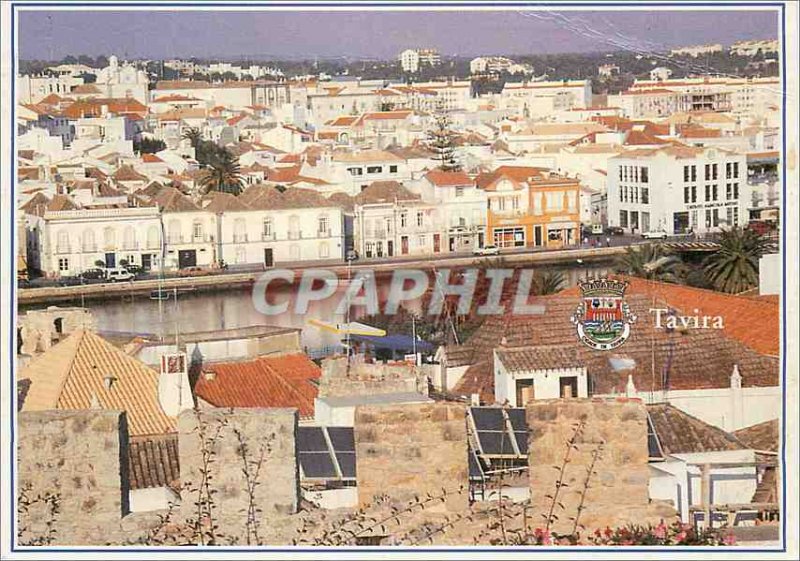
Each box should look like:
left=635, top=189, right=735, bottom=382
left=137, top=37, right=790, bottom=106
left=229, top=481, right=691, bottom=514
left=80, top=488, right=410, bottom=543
left=204, top=370, right=216, bottom=381
left=103, top=375, right=117, bottom=390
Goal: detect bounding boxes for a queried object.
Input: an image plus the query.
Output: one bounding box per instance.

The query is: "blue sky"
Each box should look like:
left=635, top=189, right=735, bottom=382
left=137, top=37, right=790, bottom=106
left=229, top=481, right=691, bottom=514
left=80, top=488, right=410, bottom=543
left=19, top=9, right=780, bottom=60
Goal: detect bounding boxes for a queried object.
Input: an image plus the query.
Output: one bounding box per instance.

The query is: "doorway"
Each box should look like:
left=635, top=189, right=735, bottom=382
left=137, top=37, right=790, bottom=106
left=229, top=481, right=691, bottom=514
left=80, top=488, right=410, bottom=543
left=105, top=252, right=116, bottom=268
left=264, top=248, right=274, bottom=267
left=178, top=250, right=197, bottom=269
left=516, top=379, right=534, bottom=406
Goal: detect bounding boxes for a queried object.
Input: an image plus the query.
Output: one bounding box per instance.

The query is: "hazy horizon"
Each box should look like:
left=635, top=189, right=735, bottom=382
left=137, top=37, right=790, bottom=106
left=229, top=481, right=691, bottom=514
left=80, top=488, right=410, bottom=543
left=18, top=9, right=779, bottom=62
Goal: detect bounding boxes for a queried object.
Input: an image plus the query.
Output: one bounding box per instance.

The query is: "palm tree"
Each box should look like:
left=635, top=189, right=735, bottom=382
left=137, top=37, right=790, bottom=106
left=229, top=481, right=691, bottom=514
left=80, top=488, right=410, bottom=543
left=703, top=227, right=776, bottom=293
left=181, top=127, right=202, bottom=149
left=200, top=149, right=244, bottom=196
left=530, top=270, right=566, bottom=295
left=614, top=243, right=686, bottom=283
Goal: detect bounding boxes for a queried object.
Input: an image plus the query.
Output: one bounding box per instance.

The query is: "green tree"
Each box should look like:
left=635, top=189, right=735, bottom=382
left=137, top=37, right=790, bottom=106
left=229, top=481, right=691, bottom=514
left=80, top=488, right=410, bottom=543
left=530, top=270, right=566, bottom=295
left=134, top=137, right=166, bottom=154
left=426, top=108, right=460, bottom=172
left=200, top=148, right=244, bottom=196
left=703, top=227, right=776, bottom=294
left=614, top=244, right=685, bottom=283
left=181, top=127, right=203, bottom=149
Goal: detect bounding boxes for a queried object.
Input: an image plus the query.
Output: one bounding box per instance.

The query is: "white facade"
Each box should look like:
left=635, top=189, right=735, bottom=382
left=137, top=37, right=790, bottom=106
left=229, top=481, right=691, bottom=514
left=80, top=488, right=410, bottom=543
left=650, top=67, right=673, bottom=82
left=94, top=56, right=149, bottom=103
left=215, top=206, right=345, bottom=266
left=730, top=39, right=779, bottom=57
left=494, top=352, right=589, bottom=407
left=399, top=49, right=420, bottom=73
left=17, top=74, right=85, bottom=104
left=607, top=147, right=749, bottom=235
left=500, top=80, right=592, bottom=118
left=38, top=207, right=163, bottom=277
left=354, top=200, right=440, bottom=259
left=669, top=44, right=723, bottom=57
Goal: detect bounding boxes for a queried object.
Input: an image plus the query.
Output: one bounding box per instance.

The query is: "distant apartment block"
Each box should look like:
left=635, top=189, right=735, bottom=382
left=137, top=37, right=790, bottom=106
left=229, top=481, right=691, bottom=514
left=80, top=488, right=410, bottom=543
left=669, top=44, right=723, bottom=57
left=399, top=48, right=441, bottom=73
left=730, top=39, right=780, bottom=57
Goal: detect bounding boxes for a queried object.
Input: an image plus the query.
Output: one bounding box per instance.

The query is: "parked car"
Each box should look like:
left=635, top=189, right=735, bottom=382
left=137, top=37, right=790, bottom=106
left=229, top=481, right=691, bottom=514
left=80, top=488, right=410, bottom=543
left=345, top=249, right=359, bottom=262
left=123, top=264, right=144, bottom=276
left=641, top=230, right=669, bottom=240
left=58, top=276, right=84, bottom=287
left=105, top=267, right=135, bottom=282
left=80, top=268, right=106, bottom=281
left=473, top=244, right=500, bottom=256
left=605, top=226, right=625, bottom=236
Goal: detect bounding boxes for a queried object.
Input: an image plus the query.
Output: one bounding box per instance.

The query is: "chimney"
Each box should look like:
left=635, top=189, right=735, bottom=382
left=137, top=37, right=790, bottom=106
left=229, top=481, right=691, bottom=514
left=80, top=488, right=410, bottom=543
left=625, top=374, right=637, bottom=397
left=158, top=352, right=194, bottom=416
left=730, top=364, right=742, bottom=390
left=470, top=393, right=480, bottom=406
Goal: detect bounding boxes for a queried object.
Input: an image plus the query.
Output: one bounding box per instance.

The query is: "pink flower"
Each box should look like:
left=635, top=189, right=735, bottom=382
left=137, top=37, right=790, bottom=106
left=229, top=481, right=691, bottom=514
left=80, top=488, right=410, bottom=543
left=654, top=523, right=667, bottom=539
left=675, top=531, right=687, bottom=543
left=723, top=533, right=737, bottom=546
left=542, top=529, right=552, bottom=545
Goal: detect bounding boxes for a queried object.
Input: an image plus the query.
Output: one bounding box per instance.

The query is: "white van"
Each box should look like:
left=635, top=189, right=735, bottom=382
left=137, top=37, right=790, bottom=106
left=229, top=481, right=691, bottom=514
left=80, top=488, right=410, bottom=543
left=105, top=267, right=134, bottom=282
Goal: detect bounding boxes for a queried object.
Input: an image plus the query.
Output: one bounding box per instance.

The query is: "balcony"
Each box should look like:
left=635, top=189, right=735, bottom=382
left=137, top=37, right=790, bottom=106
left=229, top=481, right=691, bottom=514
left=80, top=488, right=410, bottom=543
left=261, top=232, right=276, bottom=242
left=55, top=245, right=71, bottom=255
left=81, top=244, right=97, bottom=253
left=233, top=234, right=249, bottom=243
left=288, top=231, right=302, bottom=240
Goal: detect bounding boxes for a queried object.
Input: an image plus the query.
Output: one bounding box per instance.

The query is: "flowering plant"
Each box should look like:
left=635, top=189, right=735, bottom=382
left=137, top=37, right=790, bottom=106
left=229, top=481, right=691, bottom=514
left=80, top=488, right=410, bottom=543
left=584, top=521, right=736, bottom=546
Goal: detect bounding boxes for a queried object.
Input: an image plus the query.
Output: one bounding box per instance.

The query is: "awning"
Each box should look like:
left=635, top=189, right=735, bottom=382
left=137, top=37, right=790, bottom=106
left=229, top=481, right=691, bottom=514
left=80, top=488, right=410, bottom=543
left=349, top=333, right=434, bottom=353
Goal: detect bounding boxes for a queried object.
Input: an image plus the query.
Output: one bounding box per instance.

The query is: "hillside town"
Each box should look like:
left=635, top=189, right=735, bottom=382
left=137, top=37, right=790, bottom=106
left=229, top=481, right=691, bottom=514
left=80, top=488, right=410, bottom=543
left=12, top=22, right=786, bottom=552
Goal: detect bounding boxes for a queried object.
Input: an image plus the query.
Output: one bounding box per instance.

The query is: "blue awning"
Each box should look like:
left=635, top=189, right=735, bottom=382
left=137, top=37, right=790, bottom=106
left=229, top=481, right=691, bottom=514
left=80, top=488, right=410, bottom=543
left=349, top=333, right=434, bottom=353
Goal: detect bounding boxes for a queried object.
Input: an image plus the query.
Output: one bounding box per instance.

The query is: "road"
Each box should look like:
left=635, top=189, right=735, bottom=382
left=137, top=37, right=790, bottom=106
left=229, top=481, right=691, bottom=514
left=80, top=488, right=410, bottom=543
left=17, top=234, right=713, bottom=305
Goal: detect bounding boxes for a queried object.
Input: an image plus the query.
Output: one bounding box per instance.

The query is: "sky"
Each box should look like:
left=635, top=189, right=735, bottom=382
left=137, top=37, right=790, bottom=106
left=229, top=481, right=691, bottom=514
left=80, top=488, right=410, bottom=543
left=18, top=9, right=780, bottom=61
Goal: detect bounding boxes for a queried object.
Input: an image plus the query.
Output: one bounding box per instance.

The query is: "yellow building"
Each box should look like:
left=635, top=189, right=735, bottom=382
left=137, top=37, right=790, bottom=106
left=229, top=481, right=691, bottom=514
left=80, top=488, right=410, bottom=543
left=478, top=166, right=580, bottom=249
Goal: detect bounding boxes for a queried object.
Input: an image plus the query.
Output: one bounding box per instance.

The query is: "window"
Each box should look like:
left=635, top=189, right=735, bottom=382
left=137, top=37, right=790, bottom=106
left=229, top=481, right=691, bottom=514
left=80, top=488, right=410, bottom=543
left=641, top=188, right=649, bottom=204
left=147, top=225, right=160, bottom=249
left=58, top=258, right=69, bottom=272
left=416, top=212, right=423, bottom=227
left=82, top=229, right=96, bottom=252
left=400, top=213, right=407, bottom=228
left=620, top=166, right=625, bottom=181
left=713, top=208, right=720, bottom=227
left=712, top=184, right=718, bottom=201
left=704, top=164, right=711, bottom=181
left=733, top=162, right=739, bottom=179
left=318, top=215, right=329, bottom=236
left=691, top=185, right=697, bottom=203
left=726, top=183, right=732, bottom=200
left=619, top=210, right=629, bottom=228
left=319, top=242, right=330, bottom=259
left=365, top=242, right=374, bottom=258
left=726, top=162, right=732, bottom=179
left=733, top=207, right=739, bottom=226
left=641, top=166, right=649, bottom=183
left=455, top=186, right=464, bottom=197
left=683, top=165, right=690, bottom=182
left=389, top=165, right=398, bottom=173
left=366, top=166, right=382, bottom=174
left=347, top=167, right=363, bottom=176
left=691, top=165, right=697, bottom=182
left=262, top=218, right=273, bottom=240
left=684, top=186, right=690, bottom=204
left=289, top=215, right=301, bottom=239
left=705, top=185, right=711, bottom=201
left=193, top=221, right=205, bottom=242
left=705, top=209, right=712, bottom=228
left=103, top=226, right=116, bottom=249
left=733, top=183, right=739, bottom=199
left=712, top=163, right=718, bottom=180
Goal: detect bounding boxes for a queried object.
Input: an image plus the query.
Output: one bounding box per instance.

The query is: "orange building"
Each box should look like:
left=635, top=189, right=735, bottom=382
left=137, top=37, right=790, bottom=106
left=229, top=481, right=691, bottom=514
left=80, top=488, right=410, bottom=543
left=478, top=166, right=581, bottom=249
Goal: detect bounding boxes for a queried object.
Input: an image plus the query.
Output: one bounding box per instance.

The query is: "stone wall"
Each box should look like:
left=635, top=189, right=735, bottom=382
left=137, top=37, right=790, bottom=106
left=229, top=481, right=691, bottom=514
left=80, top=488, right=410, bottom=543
left=17, top=410, right=140, bottom=545
left=18, top=306, right=96, bottom=355
left=354, top=402, right=468, bottom=512
left=527, top=398, right=677, bottom=534
left=177, top=408, right=300, bottom=541
left=320, top=355, right=428, bottom=398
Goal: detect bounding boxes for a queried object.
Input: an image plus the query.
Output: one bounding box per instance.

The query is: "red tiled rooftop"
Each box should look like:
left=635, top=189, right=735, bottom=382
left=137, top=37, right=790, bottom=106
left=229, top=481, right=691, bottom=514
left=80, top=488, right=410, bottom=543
left=194, top=354, right=320, bottom=417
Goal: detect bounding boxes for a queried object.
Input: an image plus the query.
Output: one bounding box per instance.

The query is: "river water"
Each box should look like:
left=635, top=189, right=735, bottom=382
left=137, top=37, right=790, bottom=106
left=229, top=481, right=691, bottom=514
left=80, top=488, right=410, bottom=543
left=31, top=263, right=610, bottom=351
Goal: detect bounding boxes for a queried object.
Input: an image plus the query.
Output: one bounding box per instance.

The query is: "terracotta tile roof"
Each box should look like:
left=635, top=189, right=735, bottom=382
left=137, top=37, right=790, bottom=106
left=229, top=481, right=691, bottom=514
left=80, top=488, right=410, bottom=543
left=361, top=110, right=413, bottom=121
left=128, top=434, right=181, bottom=490
left=62, top=98, right=148, bottom=119
left=278, top=187, right=339, bottom=209
left=647, top=403, right=746, bottom=454
left=449, top=285, right=779, bottom=403
left=561, top=277, right=779, bottom=356
left=113, top=164, right=148, bottom=182
left=424, top=169, right=472, bottom=187
left=733, top=419, right=779, bottom=453
left=240, top=184, right=285, bottom=209
left=327, top=192, right=355, bottom=211
left=355, top=181, right=419, bottom=204
left=20, top=192, right=51, bottom=216
left=202, top=191, right=251, bottom=212
left=327, top=115, right=359, bottom=127
left=152, top=94, right=201, bottom=102
left=142, top=153, right=164, bottom=163
left=46, top=194, right=79, bottom=212
left=155, top=80, right=212, bottom=90
left=19, top=330, right=176, bottom=437
left=476, top=165, right=549, bottom=191
left=71, top=84, right=102, bottom=94
left=194, top=354, right=320, bottom=417
left=496, top=345, right=584, bottom=373
left=624, top=129, right=670, bottom=146
left=150, top=185, right=202, bottom=212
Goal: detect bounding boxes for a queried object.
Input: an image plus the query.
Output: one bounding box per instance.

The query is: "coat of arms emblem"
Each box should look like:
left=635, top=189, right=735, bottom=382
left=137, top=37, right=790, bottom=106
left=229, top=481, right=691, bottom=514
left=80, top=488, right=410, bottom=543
left=571, top=278, right=636, bottom=351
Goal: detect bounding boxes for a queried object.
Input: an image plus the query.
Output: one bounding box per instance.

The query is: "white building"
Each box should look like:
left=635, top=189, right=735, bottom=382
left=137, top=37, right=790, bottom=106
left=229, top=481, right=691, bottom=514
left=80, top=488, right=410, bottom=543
left=669, top=44, right=723, bottom=57
left=470, top=56, right=532, bottom=75
left=607, top=145, right=749, bottom=235
left=650, top=67, right=673, bottom=82
left=730, top=39, right=779, bottom=57
left=399, top=48, right=440, bottom=73
left=494, top=346, right=589, bottom=406
left=500, top=80, right=593, bottom=118
left=414, top=169, right=488, bottom=252
left=17, top=74, right=85, bottom=104
left=93, top=56, right=150, bottom=104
